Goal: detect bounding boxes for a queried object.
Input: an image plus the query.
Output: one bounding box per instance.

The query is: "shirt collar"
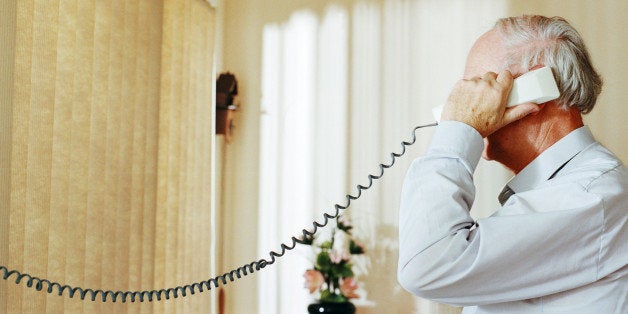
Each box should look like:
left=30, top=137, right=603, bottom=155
left=506, top=126, right=596, bottom=194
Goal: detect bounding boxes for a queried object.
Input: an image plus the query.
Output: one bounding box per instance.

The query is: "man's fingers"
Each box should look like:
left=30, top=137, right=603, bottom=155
left=482, top=71, right=498, bottom=81
left=496, top=70, right=513, bottom=86
left=445, top=69, right=529, bottom=137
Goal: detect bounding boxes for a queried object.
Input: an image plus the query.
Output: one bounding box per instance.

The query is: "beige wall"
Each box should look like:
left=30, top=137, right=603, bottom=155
left=0, top=0, right=217, bottom=313
left=216, top=0, right=627, bottom=313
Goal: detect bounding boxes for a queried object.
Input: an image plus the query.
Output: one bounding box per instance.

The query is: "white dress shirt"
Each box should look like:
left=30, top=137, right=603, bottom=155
left=398, top=121, right=627, bottom=313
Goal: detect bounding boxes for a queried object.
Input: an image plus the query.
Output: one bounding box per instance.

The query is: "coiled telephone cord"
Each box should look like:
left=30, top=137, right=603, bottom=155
left=0, top=123, right=438, bottom=303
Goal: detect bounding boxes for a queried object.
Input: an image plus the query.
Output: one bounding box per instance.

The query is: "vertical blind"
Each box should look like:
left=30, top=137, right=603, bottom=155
left=0, top=0, right=216, bottom=313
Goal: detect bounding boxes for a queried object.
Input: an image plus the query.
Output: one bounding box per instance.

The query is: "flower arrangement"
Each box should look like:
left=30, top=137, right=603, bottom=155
left=302, top=216, right=365, bottom=303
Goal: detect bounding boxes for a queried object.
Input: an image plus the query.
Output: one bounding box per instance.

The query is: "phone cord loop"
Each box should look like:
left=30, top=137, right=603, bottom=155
left=0, top=123, right=437, bottom=303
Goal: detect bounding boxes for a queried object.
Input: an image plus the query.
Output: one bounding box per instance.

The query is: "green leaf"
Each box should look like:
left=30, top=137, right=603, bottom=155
left=320, top=241, right=332, bottom=249
left=316, top=252, right=332, bottom=272
left=349, top=239, right=364, bottom=254
left=331, top=262, right=354, bottom=278
left=336, top=219, right=353, bottom=234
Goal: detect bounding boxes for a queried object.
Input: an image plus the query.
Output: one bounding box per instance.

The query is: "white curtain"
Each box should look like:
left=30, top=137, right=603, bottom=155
left=258, top=6, right=350, bottom=313
left=257, top=1, right=510, bottom=313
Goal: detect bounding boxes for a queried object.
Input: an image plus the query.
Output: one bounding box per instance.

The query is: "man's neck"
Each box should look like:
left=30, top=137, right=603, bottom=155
left=493, top=105, right=584, bottom=174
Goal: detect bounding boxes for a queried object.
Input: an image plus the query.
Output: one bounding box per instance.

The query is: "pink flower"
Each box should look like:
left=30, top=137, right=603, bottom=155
left=339, top=277, right=359, bottom=299
left=303, top=270, right=325, bottom=293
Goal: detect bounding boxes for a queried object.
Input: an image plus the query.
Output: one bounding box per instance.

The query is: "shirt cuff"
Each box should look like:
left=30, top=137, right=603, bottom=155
left=427, top=121, right=484, bottom=173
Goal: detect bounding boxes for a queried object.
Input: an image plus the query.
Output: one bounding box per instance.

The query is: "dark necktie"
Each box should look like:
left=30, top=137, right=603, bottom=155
left=498, top=185, right=515, bottom=206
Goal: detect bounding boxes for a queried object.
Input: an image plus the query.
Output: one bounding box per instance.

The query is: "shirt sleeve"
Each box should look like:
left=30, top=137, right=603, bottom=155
left=397, top=121, right=606, bottom=306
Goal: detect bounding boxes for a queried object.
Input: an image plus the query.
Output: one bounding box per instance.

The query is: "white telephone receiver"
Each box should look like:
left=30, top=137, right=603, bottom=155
left=432, top=66, right=560, bottom=122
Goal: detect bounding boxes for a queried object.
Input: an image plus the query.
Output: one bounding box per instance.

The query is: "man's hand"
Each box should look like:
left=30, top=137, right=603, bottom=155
left=441, top=70, right=540, bottom=137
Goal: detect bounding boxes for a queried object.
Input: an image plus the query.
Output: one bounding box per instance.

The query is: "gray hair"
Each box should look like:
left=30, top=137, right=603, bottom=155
left=494, top=15, right=602, bottom=114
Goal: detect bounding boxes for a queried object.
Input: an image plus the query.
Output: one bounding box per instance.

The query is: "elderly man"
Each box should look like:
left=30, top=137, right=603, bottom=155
left=397, top=15, right=626, bottom=313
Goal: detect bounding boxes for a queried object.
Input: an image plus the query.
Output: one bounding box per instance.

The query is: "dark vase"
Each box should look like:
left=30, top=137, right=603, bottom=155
left=307, top=302, right=356, bottom=314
